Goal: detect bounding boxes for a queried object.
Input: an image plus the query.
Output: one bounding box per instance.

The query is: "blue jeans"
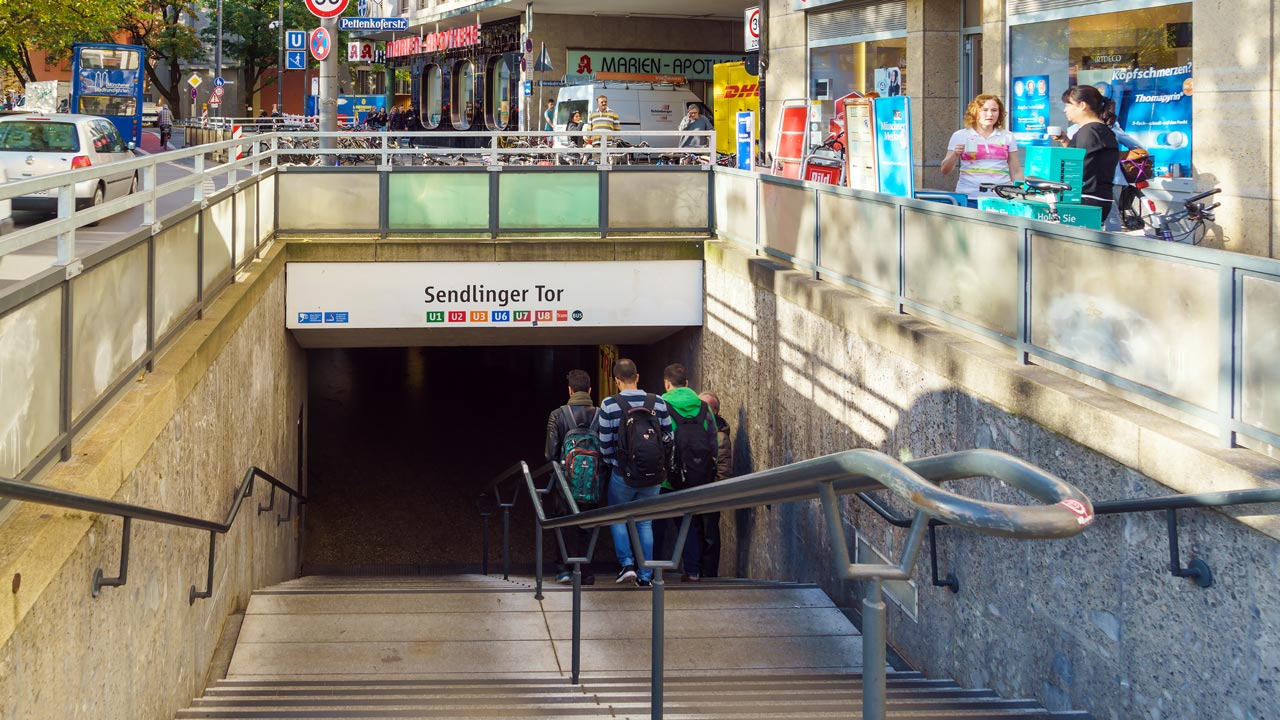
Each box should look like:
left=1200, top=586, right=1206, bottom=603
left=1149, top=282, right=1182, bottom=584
left=608, top=470, right=662, bottom=581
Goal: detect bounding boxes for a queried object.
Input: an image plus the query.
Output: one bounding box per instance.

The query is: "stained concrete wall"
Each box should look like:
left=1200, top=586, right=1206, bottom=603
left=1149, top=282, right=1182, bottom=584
left=0, top=243, right=305, bottom=719
left=697, top=239, right=1280, bottom=719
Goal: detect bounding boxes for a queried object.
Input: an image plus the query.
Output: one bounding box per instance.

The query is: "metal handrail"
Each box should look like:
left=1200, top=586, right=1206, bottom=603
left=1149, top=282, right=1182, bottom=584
left=534, top=447, right=1092, bottom=720
left=0, top=466, right=304, bottom=603
left=859, top=485, right=1280, bottom=591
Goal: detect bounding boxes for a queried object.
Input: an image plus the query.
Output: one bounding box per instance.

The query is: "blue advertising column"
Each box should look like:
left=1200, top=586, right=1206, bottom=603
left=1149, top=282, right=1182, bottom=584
left=872, top=96, right=914, bottom=197
left=736, top=111, right=754, bottom=171
left=1011, top=74, right=1051, bottom=146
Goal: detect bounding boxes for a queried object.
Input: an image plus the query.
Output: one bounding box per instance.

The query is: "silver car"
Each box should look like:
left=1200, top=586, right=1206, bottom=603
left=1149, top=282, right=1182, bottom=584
left=0, top=113, right=137, bottom=219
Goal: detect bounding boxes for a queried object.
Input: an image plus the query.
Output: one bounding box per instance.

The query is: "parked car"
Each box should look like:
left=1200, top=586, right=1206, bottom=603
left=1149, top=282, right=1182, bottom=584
left=0, top=164, right=13, bottom=236
left=142, top=101, right=159, bottom=126
left=0, top=114, right=137, bottom=223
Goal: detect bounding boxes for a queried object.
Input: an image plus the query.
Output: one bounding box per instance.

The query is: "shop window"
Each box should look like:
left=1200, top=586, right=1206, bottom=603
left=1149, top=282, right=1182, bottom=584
left=808, top=38, right=906, bottom=120
left=451, top=60, right=476, bottom=130
left=1009, top=3, right=1192, bottom=175
left=421, top=64, right=442, bottom=128
left=487, top=56, right=512, bottom=129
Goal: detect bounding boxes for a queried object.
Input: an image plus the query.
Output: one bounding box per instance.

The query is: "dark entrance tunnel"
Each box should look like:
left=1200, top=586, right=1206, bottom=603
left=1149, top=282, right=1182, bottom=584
left=303, top=344, right=614, bottom=573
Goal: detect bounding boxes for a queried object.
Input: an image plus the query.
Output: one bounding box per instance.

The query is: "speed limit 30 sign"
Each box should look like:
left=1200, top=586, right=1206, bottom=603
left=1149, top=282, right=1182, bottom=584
left=305, top=0, right=349, bottom=19
left=745, top=7, right=760, bottom=52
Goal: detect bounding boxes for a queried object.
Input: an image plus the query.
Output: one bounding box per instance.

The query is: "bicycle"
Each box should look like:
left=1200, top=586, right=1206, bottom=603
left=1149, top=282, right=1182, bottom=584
left=1141, top=187, right=1220, bottom=244
left=980, top=178, right=1073, bottom=222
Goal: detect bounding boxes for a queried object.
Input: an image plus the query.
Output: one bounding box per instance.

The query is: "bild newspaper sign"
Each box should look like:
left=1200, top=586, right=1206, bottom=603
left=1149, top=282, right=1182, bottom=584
left=286, top=261, right=704, bottom=329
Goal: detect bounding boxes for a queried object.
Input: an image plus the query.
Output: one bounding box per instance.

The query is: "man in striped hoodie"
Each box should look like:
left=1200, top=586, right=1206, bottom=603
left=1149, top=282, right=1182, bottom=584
left=598, top=358, right=674, bottom=586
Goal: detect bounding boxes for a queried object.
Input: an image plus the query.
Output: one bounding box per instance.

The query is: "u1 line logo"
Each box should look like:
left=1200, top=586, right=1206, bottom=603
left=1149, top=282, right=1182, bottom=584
left=426, top=311, right=445, bottom=323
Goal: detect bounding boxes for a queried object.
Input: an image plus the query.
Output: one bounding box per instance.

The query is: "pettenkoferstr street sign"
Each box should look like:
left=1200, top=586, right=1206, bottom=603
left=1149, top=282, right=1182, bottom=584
left=339, top=17, right=408, bottom=31
left=304, top=0, right=349, bottom=19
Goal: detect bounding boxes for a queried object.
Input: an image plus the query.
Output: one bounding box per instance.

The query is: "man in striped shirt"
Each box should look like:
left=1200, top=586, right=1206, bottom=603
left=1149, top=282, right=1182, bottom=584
left=598, top=358, right=673, bottom=586
left=587, top=95, right=620, bottom=146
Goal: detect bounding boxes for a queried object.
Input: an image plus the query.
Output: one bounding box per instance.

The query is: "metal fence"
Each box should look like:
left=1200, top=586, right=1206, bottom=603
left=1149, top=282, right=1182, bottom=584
left=0, top=131, right=713, bottom=484
left=713, top=166, right=1280, bottom=454
left=0, top=135, right=276, bottom=483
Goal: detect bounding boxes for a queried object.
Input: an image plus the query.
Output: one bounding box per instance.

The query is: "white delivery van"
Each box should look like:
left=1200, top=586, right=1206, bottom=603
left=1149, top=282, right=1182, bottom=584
left=552, top=82, right=705, bottom=150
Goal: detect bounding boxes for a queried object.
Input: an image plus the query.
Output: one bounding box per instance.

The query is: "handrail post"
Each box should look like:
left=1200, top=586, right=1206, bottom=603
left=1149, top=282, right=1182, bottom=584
left=534, top=516, right=544, bottom=599
left=651, top=564, right=665, bottom=720
left=502, top=504, right=511, bottom=581
left=571, top=560, right=583, bottom=683
left=92, top=517, right=132, bottom=597
left=862, top=579, right=888, bottom=720
left=480, top=510, right=491, bottom=576
left=189, top=530, right=217, bottom=605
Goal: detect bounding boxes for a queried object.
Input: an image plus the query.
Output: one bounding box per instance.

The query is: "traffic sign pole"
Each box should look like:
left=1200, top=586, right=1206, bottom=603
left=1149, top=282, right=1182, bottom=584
left=319, top=17, right=338, bottom=157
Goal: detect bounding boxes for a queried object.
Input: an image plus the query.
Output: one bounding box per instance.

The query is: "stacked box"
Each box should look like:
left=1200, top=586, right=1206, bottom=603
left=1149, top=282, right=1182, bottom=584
left=977, top=197, right=1102, bottom=229
left=1023, top=146, right=1085, bottom=204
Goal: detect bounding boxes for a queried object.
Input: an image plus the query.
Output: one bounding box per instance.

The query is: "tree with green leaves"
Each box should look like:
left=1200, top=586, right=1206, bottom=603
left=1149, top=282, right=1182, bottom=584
left=125, top=0, right=205, bottom=118
left=200, top=0, right=331, bottom=114
left=0, top=0, right=140, bottom=85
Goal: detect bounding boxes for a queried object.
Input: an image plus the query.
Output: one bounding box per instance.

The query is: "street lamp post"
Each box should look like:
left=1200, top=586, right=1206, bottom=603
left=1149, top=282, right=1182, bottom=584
left=214, top=0, right=223, bottom=118
left=277, top=0, right=284, bottom=114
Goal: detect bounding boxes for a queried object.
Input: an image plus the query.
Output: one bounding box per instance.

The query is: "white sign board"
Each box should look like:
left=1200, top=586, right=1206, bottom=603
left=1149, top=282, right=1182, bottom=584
left=745, top=7, right=760, bottom=52
left=286, top=261, right=705, bottom=329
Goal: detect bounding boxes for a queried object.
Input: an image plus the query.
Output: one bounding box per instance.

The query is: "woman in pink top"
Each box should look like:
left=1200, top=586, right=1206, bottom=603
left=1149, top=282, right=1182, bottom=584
left=941, top=94, right=1023, bottom=207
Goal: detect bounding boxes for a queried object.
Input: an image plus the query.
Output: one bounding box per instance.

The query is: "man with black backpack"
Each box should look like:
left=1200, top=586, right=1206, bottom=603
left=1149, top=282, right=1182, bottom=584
left=598, top=358, right=674, bottom=586
left=660, top=363, right=718, bottom=582
left=544, top=369, right=602, bottom=585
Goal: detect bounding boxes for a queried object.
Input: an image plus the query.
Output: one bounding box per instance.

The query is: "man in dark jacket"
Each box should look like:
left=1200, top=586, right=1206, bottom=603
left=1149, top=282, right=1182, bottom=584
left=698, top=391, right=733, bottom=578
left=544, top=369, right=598, bottom=584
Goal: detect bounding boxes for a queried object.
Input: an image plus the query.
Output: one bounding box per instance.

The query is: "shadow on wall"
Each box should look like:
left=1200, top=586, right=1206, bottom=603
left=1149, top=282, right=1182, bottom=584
left=695, top=258, right=1280, bottom=720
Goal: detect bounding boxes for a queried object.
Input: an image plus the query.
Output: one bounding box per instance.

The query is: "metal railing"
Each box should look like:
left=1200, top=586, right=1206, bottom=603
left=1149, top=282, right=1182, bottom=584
left=0, top=134, right=276, bottom=486
left=0, top=466, right=304, bottom=603
left=860, top=486, right=1280, bottom=592
left=487, top=448, right=1093, bottom=720
left=712, top=166, right=1280, bottom=455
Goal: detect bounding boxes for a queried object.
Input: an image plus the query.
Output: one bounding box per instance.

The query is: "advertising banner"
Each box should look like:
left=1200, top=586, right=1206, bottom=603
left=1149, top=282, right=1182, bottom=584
left=1010, top=74, right=1050, bottom=146
left=77, top=69, right=140, bottom=97
left=286, top=261, right=705, bottom=330
left=736, top=111, right=755, bottom=171
left=568, top=50, right=741, bottom=83
left=337, top=94, right=387, bottom=124
left=1079, top=61, right=1193, bottom=177
left=872, top=96, right=913, bottom=197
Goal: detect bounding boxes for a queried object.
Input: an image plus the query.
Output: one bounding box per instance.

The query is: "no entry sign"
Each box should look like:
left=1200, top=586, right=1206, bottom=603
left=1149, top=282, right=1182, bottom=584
left=304, top=0, right=349, bottom=19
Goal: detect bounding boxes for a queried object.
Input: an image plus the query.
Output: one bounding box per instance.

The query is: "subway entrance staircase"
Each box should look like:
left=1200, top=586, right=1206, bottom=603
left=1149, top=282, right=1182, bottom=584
left=176, top=575, right=1089, bottom=719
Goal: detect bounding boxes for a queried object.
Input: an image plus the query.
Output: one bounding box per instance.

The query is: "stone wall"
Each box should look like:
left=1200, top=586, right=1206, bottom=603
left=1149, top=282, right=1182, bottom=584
left=698, top=239, right=1280, bottom=719
left=0, top=244, right=306, bottom=719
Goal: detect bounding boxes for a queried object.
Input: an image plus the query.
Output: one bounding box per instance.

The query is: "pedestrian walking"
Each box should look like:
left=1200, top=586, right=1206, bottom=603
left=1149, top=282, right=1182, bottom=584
left=658, top=363, right=718, bottom=582
left=598, top=359, right=673, bottom=586
left=543, top=369, right=602, bottom=585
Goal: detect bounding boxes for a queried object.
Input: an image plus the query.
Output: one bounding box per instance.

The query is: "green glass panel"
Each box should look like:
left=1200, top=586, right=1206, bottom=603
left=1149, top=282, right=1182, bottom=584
left=388, top=172, right=490, bottom=229
left=498, top=172, right=599, bottom=229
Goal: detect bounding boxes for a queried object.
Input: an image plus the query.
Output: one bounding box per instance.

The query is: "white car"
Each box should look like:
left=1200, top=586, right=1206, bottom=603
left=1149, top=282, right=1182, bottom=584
left=0, top=114, right=137, bottom=219
left=0, top=164, right=13, bottom=236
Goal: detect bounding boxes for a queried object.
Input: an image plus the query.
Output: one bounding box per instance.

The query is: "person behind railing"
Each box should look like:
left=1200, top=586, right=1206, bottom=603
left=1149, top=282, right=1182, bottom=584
left=587, top=94, right=620, bottom=148
left=1052, top=85, right=1120, bottom=221
left=655, top=363, right=718, bottom=582
left=940, top=93, right=1023, bottom=208
left=677, top=102, right=713, bottom=152
left=543, top=369, right=601, bottom=586
left=597, top=358, right=674, bottom=587
left=696, top=391, right=733, bottom=579
left=563, top=109, right=585, bottom=164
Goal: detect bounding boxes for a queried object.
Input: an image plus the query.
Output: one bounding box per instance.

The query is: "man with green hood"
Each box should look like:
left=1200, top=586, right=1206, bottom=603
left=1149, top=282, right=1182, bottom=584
left=659, top=363, right=719, bottom=581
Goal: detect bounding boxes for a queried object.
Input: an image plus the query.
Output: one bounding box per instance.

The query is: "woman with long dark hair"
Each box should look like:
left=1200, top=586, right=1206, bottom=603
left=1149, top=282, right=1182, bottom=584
left=1060, top=85, right=1120, bottom=220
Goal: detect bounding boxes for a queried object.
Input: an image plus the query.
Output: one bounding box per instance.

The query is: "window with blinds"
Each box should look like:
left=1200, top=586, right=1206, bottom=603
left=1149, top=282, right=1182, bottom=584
left=807, top=0, right=907, bottom=45
left=1007, top=0, right=1109, bottom=15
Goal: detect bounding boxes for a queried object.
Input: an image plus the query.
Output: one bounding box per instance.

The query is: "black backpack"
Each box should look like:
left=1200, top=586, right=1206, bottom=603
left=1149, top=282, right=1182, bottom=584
left=612, top=393, right=670, bottom=488
left=671, top=401, right=717, bottom=490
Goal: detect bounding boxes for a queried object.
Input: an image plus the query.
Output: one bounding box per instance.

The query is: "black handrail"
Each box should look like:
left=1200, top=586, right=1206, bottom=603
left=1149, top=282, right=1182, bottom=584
left=0, top=466, right=304, bottom=603
left=538, top=447, right=1092, bottom=720
left=856, top=485, right=1280, bottom=591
